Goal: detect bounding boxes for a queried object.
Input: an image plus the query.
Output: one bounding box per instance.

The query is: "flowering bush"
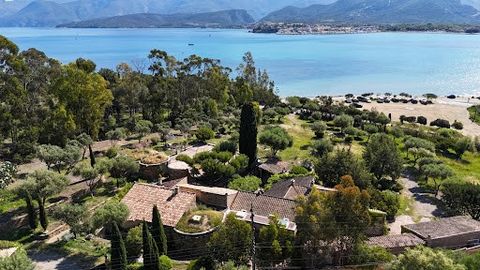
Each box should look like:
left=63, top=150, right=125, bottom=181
left=0, top=161, right=17, bottom=189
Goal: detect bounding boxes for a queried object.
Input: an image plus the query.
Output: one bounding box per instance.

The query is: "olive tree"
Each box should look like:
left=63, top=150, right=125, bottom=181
left=37, top=143, right=81, bottom=174
left=422, top=163, right=454, bottom=197
left=21, top=170, right=70, bottom=230
left=92, top=200, right=129, bottom=236
left=259, top=126, right=293, bottom=157
left=333, top=114, right=354, bottom=133
left=52, top=204, right=88, bottom=238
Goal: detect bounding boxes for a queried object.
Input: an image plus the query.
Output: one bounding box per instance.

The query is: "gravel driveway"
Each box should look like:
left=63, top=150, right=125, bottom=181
left=388, top=175, right=444, bottom=235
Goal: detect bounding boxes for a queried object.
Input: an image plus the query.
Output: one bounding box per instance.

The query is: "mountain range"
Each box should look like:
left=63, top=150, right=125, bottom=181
left=1, top=0, right=480, bottom=27
left=0, top=0, right=335, bottom=26
left=57, top=10, right=255, bottom=28
left=262, top=0, right=480, bottom=24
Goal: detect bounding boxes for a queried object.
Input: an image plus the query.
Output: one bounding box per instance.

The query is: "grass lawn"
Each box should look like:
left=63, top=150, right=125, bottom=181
left=47, top=237, right=108, bottom=264
left=468, top=106, right=480, bottom=125
left=176, top=209, right=223, bottom=233
left=397, top=194, right=415, bottom=217
left=0, top=188, right=25, bottom=214
left=278, top=115, right=315, bottom=163
left=441, top=152, right=480, bottom=184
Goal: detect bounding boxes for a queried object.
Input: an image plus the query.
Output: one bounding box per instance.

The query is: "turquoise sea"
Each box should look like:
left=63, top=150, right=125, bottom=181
left=1, top=27, right=480, bottom=97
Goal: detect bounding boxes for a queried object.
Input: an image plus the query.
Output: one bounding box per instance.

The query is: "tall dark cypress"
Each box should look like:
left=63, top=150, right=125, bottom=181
left=110, top=221, right=127, bottom=270
left=151, top=236, right=160, bottom=270
left=89, top=144, right=96, bottom=168
left=25, top=191, right=38, bottom=230
left=151, top=205, right=168, bottom=255
left=142, top=221, right=152, bottom=270
left=239, top=102, right=258, bottom=167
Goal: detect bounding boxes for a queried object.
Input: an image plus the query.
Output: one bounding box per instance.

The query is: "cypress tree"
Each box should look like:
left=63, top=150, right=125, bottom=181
left=89, top=144, right=96, bottom=167
left=143, top=221, right=161, bottom=270
left=151, top=236, right=160, bottom=270
left=239, top=102, right=258, bottom=167
left=25, top=191, right=38, bottom=230
left=110, top=221, right=127, bottom=270
left=151, top=205, right=168, bottom=255
left=142, top=221, right=152, bottom=270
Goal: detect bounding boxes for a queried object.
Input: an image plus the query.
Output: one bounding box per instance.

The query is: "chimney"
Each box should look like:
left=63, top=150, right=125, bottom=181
left=167, top=187, right=179, bottom=201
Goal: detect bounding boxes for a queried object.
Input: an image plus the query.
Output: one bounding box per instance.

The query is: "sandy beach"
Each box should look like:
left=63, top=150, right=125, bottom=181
left=351, top=97, right=480, bottom=137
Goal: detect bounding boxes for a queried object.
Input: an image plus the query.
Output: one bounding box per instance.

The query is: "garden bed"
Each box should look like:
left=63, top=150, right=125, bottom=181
left=126, top=149, right=168, bottom=165
left=175, top=209, right=223, bottom=234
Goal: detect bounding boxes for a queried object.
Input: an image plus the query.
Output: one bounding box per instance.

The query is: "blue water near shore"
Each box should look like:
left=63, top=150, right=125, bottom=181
left=2, top=27, right=480, bottom=97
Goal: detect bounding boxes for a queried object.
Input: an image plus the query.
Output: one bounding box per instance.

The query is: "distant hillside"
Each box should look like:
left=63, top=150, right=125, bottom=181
left=57, top=10, right=255, bottom=28
left=262, top=0, right=480, bottom=24
left=0, top=0, right=335, bottom=26
left=0, top=0, right=79, bottom=27
left=463, top=0, right=480, bottom=10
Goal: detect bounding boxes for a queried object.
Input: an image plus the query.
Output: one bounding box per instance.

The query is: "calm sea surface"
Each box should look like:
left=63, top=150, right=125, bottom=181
left=2, top=27, right=480, bottom=97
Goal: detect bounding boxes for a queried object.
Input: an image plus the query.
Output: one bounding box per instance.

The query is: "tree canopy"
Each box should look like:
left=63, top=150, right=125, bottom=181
left=388, top=246, right=465, bottom=270
left=363, top=133, right=403, bottom=181
left=259, top=126, right=293, bottom=157
left=295, top=176, right=371, bottom=267
left=208, top=213, right=253, bottom=265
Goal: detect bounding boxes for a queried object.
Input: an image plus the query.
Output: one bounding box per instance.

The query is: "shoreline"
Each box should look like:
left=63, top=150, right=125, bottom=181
left=332, top=95, right=480, bottom=137
left=1, top=26, right=479, bottom=36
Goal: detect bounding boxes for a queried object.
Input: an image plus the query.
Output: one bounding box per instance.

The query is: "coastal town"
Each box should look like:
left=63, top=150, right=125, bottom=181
left=252, top=23, right=381, bottom=35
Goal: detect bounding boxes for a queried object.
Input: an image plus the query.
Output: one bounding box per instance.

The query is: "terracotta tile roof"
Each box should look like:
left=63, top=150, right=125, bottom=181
left=162, top=177, right=188, bottom=189
left=402, top=216, right=480, bottom=240
left=367, top=233, right=425, bottom=249
left=121, top=183, right=196, bottom=227
left=264, top=176, right=314, bottom=200
left=259, top=161, right=291, bottom=174
left=230, top=191, right=296, bottom=221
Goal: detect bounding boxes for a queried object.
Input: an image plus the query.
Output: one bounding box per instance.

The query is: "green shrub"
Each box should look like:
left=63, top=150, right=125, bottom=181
left=176, top=154, right=194, bottom=166
left=195, top=127, right=214, bottom=142
left=228, top=176, right=261, bottom=192
left=452, top=121, right=464, bottom=130
left=311, top=139, right=334, bottom=157
left=106, top=147, right=119, bottom=159
left=347, top=243, right=393, bottom=265
left=390, top=125, right=405, bottom=138
left=0, top=240, right=19, bottom=249
left=159, top=255, right=173, bottom=270
left=430, top=118, right=451, bottom=128
left=187, top=256, right=216, bottom=270
left=125, top=225, right=142, bottom=259
left=417, top=116, right=428, bottom=125
left=290, top=165, right=309, bottom=175
left=214, top=141, right=237, bottom=154
left=127, top=263, right=143, bottom=270
left=311, top=121, right=327, bottom=138
left=0, top=248, right=34, bottom=270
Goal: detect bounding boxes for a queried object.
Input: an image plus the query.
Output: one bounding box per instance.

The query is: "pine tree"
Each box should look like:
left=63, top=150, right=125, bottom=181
left=151, top=205, right=168, bottom=255
left=110, top=221, right=127, bottom=270
left=25, top=191, right=38, bottom=230
left=239, top=102, right=258, bottom=167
